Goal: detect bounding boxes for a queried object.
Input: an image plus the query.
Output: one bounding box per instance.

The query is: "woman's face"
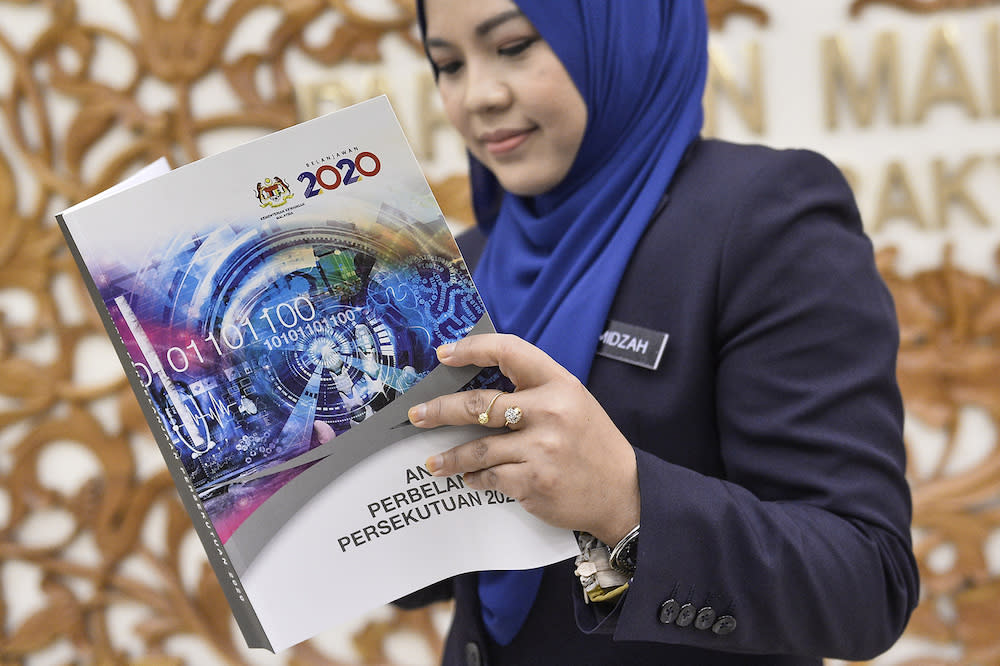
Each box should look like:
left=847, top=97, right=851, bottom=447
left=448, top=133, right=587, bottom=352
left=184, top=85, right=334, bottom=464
left=423, top=0, right=587, bottom=197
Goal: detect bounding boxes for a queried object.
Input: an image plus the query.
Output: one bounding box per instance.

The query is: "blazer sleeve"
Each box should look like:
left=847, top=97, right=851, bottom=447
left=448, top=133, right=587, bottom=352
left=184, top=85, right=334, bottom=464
left=578, top=149, right=919, bottom=660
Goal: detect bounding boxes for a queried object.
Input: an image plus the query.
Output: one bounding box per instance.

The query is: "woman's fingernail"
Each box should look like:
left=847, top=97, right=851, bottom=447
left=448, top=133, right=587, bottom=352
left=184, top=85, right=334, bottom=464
left=437, top=343, right=454, bottom=361
left=408, top=404, right=426, bottom=425
left=425, top=455, right=445, bottom=475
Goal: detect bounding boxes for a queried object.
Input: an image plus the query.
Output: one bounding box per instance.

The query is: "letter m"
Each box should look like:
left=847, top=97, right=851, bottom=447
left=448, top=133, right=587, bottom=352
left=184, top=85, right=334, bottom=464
left=822, top=31, right=902, bottom=129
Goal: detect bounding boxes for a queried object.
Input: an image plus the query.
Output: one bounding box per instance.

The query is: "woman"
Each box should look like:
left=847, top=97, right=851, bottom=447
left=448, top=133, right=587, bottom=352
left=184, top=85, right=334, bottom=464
left=400, top=1, right=920, bottom=664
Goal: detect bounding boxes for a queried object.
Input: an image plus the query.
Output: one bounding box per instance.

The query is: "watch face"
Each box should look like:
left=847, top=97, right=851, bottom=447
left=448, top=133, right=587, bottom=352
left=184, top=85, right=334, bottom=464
left=622, top=542, right=638, bottom=569
left=610, top=533, right=639, bottom=574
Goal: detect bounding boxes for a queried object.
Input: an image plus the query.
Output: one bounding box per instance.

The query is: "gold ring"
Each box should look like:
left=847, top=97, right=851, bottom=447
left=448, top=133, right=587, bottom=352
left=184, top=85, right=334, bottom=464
left=504, top=406, right=523, bottom=427
left=478, top=391, right=505, bottom=425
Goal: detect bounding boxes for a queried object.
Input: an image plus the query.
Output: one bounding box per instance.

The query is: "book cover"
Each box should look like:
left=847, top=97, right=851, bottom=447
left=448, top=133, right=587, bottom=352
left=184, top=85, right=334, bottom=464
left=56, top=96, right=577, bottom=652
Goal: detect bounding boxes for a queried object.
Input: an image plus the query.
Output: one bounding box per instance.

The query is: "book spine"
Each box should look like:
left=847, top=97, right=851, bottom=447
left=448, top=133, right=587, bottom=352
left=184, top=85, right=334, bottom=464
left=55, top=213, right=273, bottom=652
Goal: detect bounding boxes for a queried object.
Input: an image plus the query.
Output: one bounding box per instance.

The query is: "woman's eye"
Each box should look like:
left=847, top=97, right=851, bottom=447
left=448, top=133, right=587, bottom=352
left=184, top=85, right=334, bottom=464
left=498, top=38, right=537, bottom=57
left=436, top=60, right=463, bottom=75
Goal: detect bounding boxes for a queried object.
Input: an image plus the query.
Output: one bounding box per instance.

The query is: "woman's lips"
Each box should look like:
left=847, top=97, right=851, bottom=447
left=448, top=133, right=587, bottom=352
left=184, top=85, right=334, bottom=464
left=480, top=128, right=534, bottom=155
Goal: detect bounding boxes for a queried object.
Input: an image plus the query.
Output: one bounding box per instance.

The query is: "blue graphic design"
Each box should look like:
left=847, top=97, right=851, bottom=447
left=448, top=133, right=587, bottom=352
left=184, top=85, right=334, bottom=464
left=95, top=203, right=483, bottom=526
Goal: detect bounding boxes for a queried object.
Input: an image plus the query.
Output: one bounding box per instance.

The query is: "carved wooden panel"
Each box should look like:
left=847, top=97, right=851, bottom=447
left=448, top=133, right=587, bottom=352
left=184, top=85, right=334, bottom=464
left=877, top=246, right=1000, bottom=666
left=0, top=1, right=998, bottom=664
left=706, top=0, right=770, bottom=29
left=850, top=0, right=1000, bottom=16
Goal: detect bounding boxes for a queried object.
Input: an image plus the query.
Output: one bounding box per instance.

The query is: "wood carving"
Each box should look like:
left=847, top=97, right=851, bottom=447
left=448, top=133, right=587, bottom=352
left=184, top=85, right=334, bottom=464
left=0, top=1, right=447, bottom=662
left=850, top=0, right=1000, bottom=16
left=705, top=0, right=770, bottom=29
left=876, top=245, right=1000, bottom=666
left=0, top=1, right=998, bottom=664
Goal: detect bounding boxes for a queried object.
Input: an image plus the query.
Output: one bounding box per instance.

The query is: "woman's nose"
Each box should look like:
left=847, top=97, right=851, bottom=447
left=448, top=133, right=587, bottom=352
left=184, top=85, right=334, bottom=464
left=464, top=64, right=511, bottom=113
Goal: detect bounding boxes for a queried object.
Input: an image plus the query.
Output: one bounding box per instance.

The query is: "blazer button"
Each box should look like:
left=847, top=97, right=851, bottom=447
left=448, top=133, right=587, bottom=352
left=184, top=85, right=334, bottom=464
left=464, top=641, right=482, bottom=666
left=658, top=598, right=681, bottom=624
left=712, top=615, right=737, bottom=636
left=676, top=603, right=696, bottom=627
left=694, top=606, right=716, bottom=630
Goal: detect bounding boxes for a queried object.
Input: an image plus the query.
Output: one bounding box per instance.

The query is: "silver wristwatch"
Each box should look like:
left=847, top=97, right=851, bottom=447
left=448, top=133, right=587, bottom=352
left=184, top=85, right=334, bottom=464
left=608, top=524, right=640, bottom=576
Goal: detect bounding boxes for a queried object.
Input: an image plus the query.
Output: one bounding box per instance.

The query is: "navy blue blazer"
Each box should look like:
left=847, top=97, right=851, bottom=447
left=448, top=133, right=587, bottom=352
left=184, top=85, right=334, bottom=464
left=398, top=139, right=919, bottom=665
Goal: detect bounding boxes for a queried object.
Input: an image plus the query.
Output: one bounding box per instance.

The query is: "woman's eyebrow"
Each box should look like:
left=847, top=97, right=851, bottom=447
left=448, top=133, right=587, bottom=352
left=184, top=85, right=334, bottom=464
left=475, top=9, right=525, bottom=36
left=424, top=8, right=526, bottom=49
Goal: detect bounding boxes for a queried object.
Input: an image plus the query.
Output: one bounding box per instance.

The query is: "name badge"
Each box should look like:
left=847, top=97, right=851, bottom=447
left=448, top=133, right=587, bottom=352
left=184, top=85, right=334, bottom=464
left=596, top=320, right=669, bottom=370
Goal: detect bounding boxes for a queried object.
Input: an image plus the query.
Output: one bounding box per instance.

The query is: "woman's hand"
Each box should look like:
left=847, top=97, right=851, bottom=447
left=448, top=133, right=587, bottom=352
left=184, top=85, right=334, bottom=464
left=407, top=333, right=640, bottom=546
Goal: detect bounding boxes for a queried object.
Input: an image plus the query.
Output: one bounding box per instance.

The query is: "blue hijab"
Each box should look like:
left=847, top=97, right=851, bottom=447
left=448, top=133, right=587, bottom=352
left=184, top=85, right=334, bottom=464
left=417, top=0, right=708, bottom=646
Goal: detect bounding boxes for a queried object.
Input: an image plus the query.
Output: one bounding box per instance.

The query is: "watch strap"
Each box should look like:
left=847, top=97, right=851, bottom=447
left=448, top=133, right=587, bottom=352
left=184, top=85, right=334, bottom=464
left=574, top=532, right=630, bottom=603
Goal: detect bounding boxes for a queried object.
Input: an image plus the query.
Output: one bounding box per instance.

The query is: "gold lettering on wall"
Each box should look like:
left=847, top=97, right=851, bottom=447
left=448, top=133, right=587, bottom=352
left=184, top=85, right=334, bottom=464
left=913, top=24, right=982, bottom=121
left=852, top=153, right=1000, bottom=231
left=296, top=73, right=400, bottom=127
left=296, top=70, right=450, bottom=162
left=414, top=73, right=454, bottom=162
left=873, top=160, right=931, bottom=231
left=838, top=163, right=862, bottom=195
left=822, top=32, right=904, bottom=129
left=990, top=21, right=1000, bottom=115
left=823, top=22, right=1000, bottom=129
left=933, top=156, right=990, bottom=227
left=297, top=80, right=372, bottom=123
left=703, top=41, right=766, bottom=136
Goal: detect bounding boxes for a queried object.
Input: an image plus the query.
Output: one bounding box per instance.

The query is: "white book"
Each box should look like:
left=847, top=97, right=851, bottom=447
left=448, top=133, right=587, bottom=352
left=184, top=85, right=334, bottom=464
left=56, top=96, right=576, bottom=653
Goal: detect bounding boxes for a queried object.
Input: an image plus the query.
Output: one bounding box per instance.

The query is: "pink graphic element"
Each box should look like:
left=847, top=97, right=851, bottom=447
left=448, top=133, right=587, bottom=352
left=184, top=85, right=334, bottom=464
left=206, top=464, right=317, bottom=543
